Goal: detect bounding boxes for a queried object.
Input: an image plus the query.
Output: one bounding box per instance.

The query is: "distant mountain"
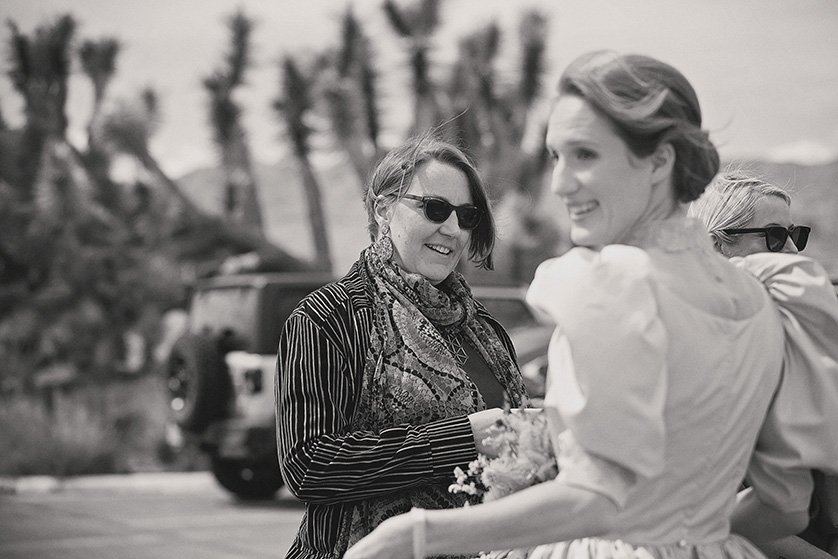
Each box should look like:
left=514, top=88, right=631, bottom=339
left=176, top=156, right=371, bottom=276
left=176, top=157, right=838, bottom=278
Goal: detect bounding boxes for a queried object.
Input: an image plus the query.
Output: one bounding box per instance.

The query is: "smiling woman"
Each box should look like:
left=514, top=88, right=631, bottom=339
left=275, top=131, right=529, bottom=559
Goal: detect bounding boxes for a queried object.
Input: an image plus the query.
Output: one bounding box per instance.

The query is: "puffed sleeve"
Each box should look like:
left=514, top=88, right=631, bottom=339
left=526, top=246, right=668, bottom=489
left=733, top=253, right=838, bottom=511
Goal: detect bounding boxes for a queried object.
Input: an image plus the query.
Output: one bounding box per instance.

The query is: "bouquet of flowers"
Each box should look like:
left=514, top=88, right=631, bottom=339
left=449, top=407, right=558, bottom=505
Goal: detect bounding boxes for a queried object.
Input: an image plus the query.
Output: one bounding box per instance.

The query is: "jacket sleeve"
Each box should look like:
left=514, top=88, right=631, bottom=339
left=734, top=253, right=838, bottom=512
left=275, top=304, right=477, bottom=505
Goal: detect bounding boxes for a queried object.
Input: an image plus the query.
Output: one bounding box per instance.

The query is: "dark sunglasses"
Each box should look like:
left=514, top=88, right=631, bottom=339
left=722, top=225, right=811, bottom=252
left=401, top=194, right=482, bottom=230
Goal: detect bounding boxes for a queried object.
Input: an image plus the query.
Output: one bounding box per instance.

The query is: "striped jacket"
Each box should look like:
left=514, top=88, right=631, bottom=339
left=275, top=261, right=521, bottom=558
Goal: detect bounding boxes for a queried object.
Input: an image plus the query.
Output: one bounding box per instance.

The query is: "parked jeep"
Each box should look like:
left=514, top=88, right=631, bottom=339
left=164, top=272, right=555, bottom=499
left=165, top=272, right=333, bottom=499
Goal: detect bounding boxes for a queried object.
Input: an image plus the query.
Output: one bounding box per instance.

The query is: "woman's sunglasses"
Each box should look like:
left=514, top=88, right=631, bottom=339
left=722, top=225, right=811, bottom=252
left=401, top=194, right=482, bottom=230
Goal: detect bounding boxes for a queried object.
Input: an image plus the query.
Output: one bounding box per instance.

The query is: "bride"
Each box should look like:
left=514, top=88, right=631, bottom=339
left=344, top=50, right=838, bottom=559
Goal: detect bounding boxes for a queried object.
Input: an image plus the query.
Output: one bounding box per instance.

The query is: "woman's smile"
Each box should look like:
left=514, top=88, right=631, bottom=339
left=566, top=200, right=600, bottom=220
left=426, top=243, right=454, bottom=256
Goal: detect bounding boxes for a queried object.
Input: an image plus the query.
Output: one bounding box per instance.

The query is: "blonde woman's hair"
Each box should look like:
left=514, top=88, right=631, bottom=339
left=688, top=168, right=791, bottom=251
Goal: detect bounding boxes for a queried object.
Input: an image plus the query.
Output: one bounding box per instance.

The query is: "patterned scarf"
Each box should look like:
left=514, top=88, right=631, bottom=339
left=356, top=236, right=525, bottom=429
left=338, top=236, right=526, bottom=556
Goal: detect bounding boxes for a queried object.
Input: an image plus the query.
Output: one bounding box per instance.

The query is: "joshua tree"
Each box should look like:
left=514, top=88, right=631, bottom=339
left=2, top=14, right=139, bottom=389
left=274, top=55, right=332, bottom=272
left=4, top=14, right=107, bottom=264
left=6, top=15, right=76, bottom=194
left=318, top=5, right=384, bottom=186
left=444, top=10, right=560, bottom=283
left=0, top=13, right=316, bottom=398
left=78, top=36, right=122, bottom=208
left=101, top=89, right=195, bottom=232
left=79, top=37, right=120, bottom=149
left=204, top=9, right=264, bottom=236
left=382, top=0, right=444, bottom=134
left=443, top=11, right=549, bottom=192
left=101, top=88, right=309, bottom=274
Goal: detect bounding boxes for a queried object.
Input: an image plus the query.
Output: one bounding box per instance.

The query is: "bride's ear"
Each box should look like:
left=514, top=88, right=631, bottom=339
left=650, top=142, right=675, bottom=183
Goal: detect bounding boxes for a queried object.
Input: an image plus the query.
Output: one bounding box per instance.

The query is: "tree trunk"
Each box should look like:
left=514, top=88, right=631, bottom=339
left=296, top=157, right=333, bottom=272
left=221, top=127, right=264, bottom=236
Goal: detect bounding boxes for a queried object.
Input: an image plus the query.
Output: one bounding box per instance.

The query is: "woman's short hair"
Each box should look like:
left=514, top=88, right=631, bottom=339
left=363, top=131, right=496, bottom=270
left=688, top=169, right=791, bottom=250
left=557, top=50, right=720, bottom=203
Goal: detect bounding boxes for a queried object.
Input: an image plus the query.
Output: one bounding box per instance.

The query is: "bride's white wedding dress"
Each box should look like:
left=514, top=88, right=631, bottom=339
left=522, top=217, right=838, bottom=559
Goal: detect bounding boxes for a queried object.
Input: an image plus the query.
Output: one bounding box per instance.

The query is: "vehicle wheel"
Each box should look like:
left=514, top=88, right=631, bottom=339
left=166, top=333, right=229, bottom=433
left=210, top=456, right=284, bottom=500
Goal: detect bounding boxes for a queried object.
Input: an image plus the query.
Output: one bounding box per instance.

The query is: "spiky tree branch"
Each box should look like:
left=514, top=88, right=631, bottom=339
left=318, top=7, right=383, bottom=184
left=5, top=15, right=76, bottom=194
left=518, top=11, right=547, bottom=109
left=79, top=38, right=120, bottom=108
left=78, top=36, right=121, bottom=206
left=382, top=0, right=443, bottom=133
left=203, top=9, right=263, bottom=234
left=274, top=56, right=332, bottom=272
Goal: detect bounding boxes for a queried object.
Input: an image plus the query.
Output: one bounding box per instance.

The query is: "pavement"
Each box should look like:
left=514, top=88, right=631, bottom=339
left=0, top=470, right=219, bottom=495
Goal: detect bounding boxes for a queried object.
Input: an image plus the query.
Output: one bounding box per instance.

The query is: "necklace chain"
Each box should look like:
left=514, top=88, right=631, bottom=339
left=442, top=329, right=468, bottom=366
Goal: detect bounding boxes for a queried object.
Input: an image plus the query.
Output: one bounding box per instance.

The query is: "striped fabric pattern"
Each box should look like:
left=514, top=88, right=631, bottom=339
left=276, top=262, right=519, bottom=558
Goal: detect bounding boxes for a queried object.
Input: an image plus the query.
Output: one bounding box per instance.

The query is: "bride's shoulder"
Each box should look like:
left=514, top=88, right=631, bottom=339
left=527, top=246, right=655, bottom=322
left=531, top=245, right=652, bottom=292
left=537, top=243, right=650, bottom=273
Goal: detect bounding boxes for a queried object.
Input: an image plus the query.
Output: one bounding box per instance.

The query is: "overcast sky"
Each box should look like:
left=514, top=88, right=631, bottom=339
left=3, top=0, right=837, bottom=177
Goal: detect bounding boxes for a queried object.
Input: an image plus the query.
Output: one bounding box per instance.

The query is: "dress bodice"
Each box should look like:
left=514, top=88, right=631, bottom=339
left=526, top=216, right=838, bottom=553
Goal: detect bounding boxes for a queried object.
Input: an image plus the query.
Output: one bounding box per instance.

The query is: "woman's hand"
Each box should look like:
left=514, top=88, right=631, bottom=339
left=467, top=408, right=505, bottom=455
left=344, top=512, right=414, bottom=559
left=468, top=408, right=544, bottom=456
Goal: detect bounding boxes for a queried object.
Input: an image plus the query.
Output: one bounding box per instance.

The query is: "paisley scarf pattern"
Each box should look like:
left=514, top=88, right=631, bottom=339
left=339, top=236, right=527, bottom=556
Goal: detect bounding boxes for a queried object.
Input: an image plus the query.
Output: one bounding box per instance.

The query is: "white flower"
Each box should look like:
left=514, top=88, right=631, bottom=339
left=449, top=406, right=558, bottom=505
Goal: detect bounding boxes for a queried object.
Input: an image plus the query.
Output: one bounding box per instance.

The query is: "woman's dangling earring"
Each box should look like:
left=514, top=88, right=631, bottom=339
left=382, top=221, right=391, bottom=238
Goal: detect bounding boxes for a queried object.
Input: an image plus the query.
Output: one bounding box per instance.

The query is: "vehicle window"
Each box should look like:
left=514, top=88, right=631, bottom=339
left=258, top=285, right=322, bottom=354
left=190, top=286, right=260, bottom=352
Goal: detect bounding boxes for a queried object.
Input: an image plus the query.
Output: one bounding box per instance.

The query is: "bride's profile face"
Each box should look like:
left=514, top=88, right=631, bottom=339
left=545, top=96, right=665, bottom=248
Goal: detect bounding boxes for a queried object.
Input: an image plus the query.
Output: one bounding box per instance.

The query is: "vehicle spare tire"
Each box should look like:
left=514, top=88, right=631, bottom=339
left=210, top=456, right=285, bottom=500
left=166, top=333, right=229, bottom=433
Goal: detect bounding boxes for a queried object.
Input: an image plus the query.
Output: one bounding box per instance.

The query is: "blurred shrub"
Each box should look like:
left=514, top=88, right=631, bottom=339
left=0, top=374, right=206, bottom=476
left=0, top=396, right=120, bottom=476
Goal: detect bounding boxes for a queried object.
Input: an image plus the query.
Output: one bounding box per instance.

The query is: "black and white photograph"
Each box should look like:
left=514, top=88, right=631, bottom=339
left=1, top=1, right=837, bottom=558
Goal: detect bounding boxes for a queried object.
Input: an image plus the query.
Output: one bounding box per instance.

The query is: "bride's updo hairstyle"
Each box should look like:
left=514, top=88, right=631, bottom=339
left=557, top=51, right=720, bottom=203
